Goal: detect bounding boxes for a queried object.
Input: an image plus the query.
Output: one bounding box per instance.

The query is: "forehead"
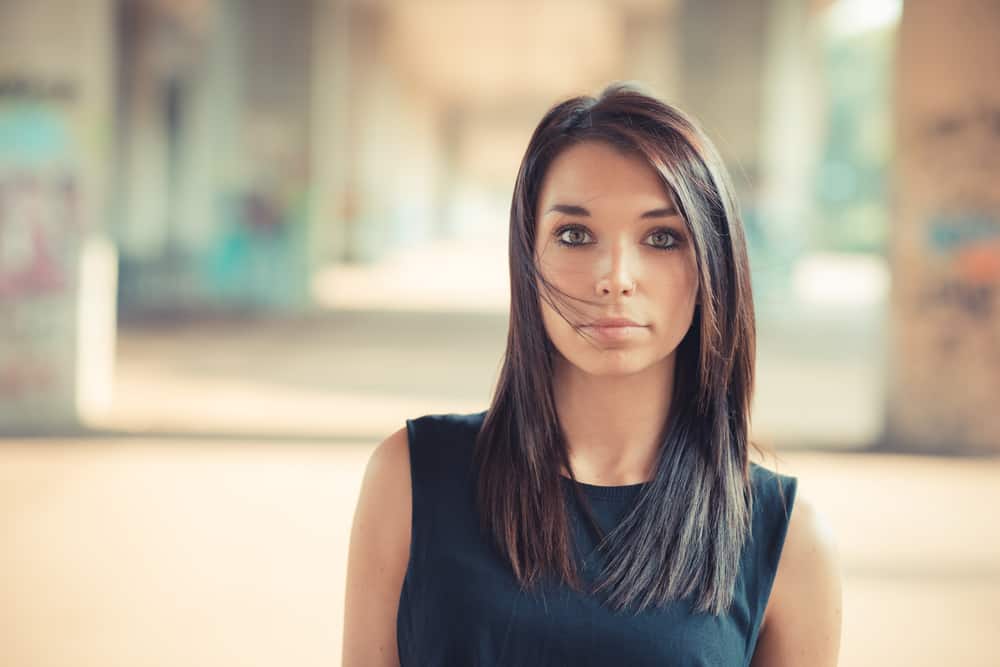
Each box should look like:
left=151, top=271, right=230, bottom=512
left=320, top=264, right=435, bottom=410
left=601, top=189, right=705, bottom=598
left=536, top=140, right=673, bottom=215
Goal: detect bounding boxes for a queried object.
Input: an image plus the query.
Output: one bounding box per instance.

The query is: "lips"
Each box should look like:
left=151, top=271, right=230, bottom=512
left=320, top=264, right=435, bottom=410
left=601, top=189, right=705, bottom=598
left=586, top=317, right=644, bottom=328
left=581, top=318, right=646, bottom=343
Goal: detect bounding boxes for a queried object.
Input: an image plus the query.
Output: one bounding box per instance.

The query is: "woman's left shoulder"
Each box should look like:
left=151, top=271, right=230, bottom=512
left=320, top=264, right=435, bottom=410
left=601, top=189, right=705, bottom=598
left=775, top=491, right=841, bottom=598
left=751, top=477, right=843, bottom=666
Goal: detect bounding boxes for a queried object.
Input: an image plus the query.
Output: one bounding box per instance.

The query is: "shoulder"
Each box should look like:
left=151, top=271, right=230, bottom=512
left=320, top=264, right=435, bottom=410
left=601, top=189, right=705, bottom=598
left=342, top=426, right=413, bottom=665
left=364, top=426, right=412, bottom=501
left=771, top=492, right=841, bottom=613
left=352, top=425, right=413, bottom=563
left=750, top=485, right=843, bottom=666
left=351, top=409, right=483, bottom=561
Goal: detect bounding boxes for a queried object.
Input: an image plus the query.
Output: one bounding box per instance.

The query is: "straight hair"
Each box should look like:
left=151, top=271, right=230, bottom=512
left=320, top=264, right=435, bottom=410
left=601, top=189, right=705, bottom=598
left=473, top=82, right=768, bottom=616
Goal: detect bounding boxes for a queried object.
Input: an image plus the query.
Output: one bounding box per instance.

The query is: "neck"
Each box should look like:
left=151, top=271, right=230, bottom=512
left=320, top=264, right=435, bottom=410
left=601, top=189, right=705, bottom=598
left=552, top=353, right=675, bottom=486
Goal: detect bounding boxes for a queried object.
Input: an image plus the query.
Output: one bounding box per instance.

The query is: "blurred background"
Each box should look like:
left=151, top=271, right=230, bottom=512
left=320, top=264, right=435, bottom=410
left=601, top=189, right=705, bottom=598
left=1, top=0, right=998, bottom=665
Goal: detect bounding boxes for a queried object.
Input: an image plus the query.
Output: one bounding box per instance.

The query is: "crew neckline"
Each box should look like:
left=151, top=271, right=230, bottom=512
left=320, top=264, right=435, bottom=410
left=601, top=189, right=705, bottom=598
left=559, top=474, right=649, bottom=501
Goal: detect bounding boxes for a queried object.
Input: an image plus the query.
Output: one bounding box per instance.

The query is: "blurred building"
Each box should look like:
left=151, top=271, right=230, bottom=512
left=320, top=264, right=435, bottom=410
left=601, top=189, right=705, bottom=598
left=105, top=0, right=839, bottom=315
left=2, top=0, right=897, bottom=320
left=2, top=0, right=999, bottom=454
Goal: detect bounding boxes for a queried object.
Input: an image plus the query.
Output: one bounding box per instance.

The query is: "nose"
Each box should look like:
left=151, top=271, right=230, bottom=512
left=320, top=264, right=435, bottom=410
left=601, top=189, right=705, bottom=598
left=595, top=242, right=637, bottom=296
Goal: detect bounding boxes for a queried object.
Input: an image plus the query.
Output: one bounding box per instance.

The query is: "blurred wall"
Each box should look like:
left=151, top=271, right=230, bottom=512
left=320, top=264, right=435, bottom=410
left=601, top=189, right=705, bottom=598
left=0, top=0, right=116, bottom=431
left=888, top=0, right=1000, bottom=454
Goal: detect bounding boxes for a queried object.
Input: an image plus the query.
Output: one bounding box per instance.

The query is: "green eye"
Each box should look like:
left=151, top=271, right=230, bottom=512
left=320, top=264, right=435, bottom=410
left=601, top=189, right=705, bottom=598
left=555, top=227, right=592, bottom=246
left=648, top=230, right=678, bottom=249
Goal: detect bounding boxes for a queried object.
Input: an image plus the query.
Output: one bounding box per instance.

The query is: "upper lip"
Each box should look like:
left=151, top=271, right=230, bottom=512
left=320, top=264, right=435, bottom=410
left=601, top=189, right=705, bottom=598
left=587, top=317, right=644, bottom=327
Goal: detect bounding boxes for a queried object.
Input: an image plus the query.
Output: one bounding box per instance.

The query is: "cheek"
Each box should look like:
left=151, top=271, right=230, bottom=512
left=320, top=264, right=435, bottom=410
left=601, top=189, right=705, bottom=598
left=537, top=292, right=586, bottom=355
left=536, top=252, right=593, bottom=293
left=649, top=265, right=699, bottom=318
left=538, top=291, right=573, bottom=335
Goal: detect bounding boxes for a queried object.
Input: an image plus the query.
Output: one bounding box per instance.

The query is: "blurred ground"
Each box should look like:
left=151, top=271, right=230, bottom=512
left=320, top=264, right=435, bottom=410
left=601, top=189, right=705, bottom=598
left=1, top=309, right=997, bottom=666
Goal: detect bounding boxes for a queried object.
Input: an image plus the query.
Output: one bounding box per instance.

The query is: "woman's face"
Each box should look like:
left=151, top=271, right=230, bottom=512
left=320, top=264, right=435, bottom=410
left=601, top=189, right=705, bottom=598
left=533, top=140, right=700, bottom=377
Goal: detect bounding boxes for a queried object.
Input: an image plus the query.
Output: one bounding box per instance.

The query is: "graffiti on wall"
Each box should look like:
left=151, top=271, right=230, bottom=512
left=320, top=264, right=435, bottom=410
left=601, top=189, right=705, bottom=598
left=0, top=82, right=80, bottom=301
left=908, top=93, right=1000, bottom=393
left=922, top=211, right=1000, bottom=319
left=916, top=96, right=1000, bottom=318
left=0, top=79, right=79, bottom=404
left=0, top=170, right=79, bottom=299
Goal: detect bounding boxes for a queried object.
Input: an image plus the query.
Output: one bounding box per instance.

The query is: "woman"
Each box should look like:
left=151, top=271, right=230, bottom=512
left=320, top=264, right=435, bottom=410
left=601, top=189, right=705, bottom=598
left=344, top=83, right=842, bottom=666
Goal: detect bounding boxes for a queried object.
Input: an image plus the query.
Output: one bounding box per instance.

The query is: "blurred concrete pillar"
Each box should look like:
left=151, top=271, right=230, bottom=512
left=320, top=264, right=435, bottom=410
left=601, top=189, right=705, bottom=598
left=231, top=0, right=313, bottom=307
left=887, top=0, right=1000, bottom=453
left=115, top=0, right=220, bottom=264
left=113, top=0, right=217, bottom=312
left=311, top=0, right=352, bottom=268
left=315, top=0, right=448, bottom=264
left=314, top=0, right=392, bottom=264
left=386, top=91, right=444, bottom=245
left=757, top=0, right=825, bottom=280
left=0, top=0, right=117, bottom=432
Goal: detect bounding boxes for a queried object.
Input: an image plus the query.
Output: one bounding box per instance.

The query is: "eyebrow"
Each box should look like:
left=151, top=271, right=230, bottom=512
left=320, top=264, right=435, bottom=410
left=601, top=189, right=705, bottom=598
left=544, top=203, right=679, bottom=218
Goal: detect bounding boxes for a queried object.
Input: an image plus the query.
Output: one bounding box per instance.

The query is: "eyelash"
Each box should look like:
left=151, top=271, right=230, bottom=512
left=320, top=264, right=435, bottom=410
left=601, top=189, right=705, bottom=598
left=553, top=225, right=684, bottom=251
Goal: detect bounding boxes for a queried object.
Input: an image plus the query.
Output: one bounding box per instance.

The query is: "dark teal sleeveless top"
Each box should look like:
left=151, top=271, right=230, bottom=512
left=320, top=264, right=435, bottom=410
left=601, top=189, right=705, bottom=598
left=398, top=410, right=797, bottom=666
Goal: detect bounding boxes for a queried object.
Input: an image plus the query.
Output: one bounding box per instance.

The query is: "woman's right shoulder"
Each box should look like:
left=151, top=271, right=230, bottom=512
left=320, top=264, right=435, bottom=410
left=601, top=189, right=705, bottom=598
left=369, top=425, right=411, bottom=476
left=343, top=426, right=413, bottom=665
left=363, top=410, right=487, bottom=508
left=360, top=425, right=412, bottom=519
left=349, top=426, right=415, bottom=580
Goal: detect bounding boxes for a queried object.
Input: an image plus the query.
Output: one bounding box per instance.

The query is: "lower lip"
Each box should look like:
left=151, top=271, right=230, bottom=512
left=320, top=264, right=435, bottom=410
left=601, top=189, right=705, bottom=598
left=583, top=325, right=646, bottom=342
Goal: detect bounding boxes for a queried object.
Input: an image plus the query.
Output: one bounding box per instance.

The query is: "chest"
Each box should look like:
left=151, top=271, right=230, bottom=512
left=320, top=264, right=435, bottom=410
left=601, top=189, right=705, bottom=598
left=398, top=519, right=752, bottom=667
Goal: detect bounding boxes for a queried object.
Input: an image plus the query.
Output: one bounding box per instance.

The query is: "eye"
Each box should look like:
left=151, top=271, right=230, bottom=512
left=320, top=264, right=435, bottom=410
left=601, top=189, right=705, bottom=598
left=554, top=226, right=593, bottom=246
left=647, top=228, right=682, bottom=251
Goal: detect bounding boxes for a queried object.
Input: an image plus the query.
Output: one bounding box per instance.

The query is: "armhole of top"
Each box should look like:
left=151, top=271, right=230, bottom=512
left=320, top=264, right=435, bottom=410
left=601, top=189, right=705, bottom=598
left=402, top=411, right=482, bottom=571
left=403, top=417, right=423, bottom=573
left=746, top=469, right=798, bottom=660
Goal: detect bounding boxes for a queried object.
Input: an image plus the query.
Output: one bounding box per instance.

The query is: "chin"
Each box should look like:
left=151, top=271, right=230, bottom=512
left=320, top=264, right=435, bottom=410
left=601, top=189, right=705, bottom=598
left=563, top=348, right=663, bottom=377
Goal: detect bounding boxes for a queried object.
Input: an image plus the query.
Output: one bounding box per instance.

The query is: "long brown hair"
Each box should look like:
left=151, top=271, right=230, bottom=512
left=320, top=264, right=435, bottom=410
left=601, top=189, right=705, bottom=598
left=473, top=82, right=762, bottom=616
